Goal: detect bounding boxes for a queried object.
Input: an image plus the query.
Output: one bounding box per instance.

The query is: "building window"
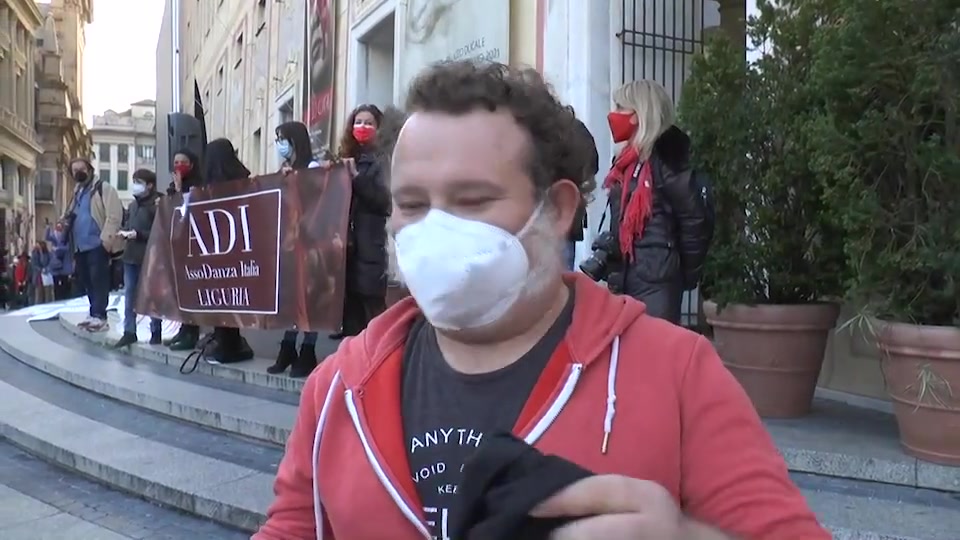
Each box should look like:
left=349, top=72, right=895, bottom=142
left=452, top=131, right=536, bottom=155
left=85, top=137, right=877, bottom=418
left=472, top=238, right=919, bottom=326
left=136, top=144, right=155, bottom=159
left=117, top=170, right=129, bottom=191
left=234, top=32, right=244, bottom=69
left=117, top=144, right=129, bottom=162
left=99, top=143, right=110, bottom=160
left=99, top=169, right=111, bottom=183
left=251, top=128, right=262, bottom=174
left=279, top=97, right=294, bottom=125
left=255, top=0, right=267, bottom=36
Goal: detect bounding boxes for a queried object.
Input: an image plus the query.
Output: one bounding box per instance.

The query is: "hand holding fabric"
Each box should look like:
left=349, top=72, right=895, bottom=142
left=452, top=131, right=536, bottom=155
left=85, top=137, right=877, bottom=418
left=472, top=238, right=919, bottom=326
left=532, top=475, right=684, bottom=540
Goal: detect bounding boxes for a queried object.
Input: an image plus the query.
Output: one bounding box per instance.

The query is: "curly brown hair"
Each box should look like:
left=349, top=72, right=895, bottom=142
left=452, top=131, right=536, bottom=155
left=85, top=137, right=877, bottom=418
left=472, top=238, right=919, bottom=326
left=338, top=104, right=384, bottom=159
left=404, top=61, right=597, bottom=198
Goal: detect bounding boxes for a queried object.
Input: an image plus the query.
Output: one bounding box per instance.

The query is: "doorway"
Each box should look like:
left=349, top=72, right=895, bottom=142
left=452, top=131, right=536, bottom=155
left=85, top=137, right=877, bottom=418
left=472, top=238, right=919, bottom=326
left=353, top=12, right=396, bottom=109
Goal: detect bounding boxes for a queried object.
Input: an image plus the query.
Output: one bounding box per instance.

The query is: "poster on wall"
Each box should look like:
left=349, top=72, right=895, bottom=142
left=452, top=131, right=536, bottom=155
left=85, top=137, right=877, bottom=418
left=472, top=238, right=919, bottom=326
left=134, top=167, right=352, bottom=332
left=397, top=0, right=510, bottom=100
left=304, top=0, right=337, bottom=156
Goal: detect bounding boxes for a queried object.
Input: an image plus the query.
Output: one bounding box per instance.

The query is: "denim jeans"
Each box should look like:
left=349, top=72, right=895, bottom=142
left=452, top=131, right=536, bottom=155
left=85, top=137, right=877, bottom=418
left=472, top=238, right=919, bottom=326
left=282, top=330, right=318, bottom=346
left=564, top=241, right=578, bottom=271
left=123, top=262, right=161, bottom=335
left=74, top=246, right=111, bottom=319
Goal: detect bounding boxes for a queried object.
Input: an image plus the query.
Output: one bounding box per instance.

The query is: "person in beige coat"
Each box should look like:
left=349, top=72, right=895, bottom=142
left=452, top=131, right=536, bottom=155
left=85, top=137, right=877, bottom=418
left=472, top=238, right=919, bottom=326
left=64, top=158, right=125, bottom=332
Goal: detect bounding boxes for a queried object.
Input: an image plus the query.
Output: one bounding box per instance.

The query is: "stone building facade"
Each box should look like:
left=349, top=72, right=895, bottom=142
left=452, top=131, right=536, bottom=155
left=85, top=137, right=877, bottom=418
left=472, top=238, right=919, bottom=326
left=0, top=0, right=42, bottom=254
left=33, top=0, right=93, bottom=235
left=157, top=0, right=350, bottom=178
left=89, top=100, right=156, bottom=206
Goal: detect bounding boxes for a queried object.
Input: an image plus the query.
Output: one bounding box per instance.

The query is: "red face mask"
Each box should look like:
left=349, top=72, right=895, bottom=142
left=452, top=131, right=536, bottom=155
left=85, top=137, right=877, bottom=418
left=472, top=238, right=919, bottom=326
left=353, top=125, right=376, bottom=144
left=173, top=163, right=191, bottom=176
left=607, top=112, right=637, bottom=143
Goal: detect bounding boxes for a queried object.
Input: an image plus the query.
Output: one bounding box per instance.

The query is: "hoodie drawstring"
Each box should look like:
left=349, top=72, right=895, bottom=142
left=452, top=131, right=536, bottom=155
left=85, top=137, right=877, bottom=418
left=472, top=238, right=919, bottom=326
left=602, top=335, right=621, bottom=454
left=312, top=370, right=342, bottom=540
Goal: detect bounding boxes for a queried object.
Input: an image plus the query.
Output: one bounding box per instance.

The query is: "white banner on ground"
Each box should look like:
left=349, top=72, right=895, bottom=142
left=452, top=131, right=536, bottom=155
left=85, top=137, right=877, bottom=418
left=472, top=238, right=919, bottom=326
left=2, top=292, right=182, bottom=340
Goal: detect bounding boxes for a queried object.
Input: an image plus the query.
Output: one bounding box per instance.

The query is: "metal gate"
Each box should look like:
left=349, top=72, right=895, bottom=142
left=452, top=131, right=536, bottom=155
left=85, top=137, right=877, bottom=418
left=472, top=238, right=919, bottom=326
left=617, top=0, right=714, bottom=329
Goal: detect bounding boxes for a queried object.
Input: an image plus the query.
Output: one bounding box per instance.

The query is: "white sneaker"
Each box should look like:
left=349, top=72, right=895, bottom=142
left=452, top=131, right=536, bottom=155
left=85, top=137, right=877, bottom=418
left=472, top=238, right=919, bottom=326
left=77, top=316, right=96, bottom=329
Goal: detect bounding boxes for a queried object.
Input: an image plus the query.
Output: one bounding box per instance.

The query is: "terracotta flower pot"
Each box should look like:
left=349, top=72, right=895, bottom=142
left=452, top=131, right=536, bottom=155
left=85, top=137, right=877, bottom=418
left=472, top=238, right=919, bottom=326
left=703, top=301, right=840, bottom=418
left=877, top=321, right=960, bottom=466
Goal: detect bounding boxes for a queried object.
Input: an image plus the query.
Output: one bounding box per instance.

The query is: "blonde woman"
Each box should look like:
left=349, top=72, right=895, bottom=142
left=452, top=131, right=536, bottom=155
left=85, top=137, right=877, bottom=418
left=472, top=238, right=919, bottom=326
left=597, top=80, right=709, bottom=323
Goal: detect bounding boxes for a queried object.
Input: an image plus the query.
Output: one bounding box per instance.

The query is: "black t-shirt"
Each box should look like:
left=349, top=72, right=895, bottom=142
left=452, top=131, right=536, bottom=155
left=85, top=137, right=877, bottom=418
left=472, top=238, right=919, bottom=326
left=400, top=293, right=574, bottom=540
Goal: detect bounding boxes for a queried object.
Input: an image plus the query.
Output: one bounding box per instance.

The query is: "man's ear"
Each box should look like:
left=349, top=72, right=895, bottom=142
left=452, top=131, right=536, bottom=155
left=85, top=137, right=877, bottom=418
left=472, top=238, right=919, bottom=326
left=548, top=179, right=582, bottom=237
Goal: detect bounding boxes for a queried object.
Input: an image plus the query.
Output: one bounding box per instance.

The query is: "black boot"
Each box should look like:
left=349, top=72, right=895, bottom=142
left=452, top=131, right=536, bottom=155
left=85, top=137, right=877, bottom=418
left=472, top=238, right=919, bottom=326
left=207, top=328, right=255, bottom=364
left=289, top=344, right=317, bottom=378
left=267, top=341, right=297, bottom=374
left=169, top=327, right=199, bottom=351
left=163, top=326, right=186, bottom=346
left=113, top=332, right=138, bottom=349
left=150, top=330, right=162, bottom=345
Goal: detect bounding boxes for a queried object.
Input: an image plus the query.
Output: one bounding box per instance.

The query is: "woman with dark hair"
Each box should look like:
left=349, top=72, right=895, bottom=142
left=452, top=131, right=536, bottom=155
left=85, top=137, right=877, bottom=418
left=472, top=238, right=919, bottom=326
left=267, top=121, right=323, bottom=377
left=166, top=148, right=204, bottom=351
left=332, top=104, right=390, bottom=338
left=200, top=138, right=255, bottom=364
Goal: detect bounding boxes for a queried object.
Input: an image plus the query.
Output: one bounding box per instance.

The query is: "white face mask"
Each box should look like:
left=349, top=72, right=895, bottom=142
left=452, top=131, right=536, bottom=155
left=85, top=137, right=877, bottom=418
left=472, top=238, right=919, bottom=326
left=130, top=182, right=147, bottom=196
left=395, top=203, right=544, bottom=331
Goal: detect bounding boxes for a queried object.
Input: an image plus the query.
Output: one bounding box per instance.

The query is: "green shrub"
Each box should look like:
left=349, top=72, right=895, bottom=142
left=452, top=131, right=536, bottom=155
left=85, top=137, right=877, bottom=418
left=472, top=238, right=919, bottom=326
left=805, top=0, right=960, bottom=326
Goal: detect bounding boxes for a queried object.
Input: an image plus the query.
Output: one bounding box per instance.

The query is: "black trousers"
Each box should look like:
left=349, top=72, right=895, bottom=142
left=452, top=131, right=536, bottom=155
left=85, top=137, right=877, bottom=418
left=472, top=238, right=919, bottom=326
left=342, top=291, right=386, bottom=337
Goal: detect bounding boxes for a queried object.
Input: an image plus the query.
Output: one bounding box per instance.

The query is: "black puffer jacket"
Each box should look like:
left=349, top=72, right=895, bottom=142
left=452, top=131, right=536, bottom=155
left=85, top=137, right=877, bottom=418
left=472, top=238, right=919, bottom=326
left=606, top=126, right=709, bottom=323
left=122, top=191, right=162, bottom=265
left=347, top=151, right=390, bottom=297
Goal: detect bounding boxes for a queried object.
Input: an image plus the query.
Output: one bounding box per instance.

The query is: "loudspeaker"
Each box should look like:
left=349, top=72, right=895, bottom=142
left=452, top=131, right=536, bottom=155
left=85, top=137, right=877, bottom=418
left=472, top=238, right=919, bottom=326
left=166, top=113, right=205, bottom=172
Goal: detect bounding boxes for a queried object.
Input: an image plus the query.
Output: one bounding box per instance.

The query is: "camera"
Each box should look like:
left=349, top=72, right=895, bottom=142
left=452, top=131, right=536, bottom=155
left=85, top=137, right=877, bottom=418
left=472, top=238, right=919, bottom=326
left=579, top=231, right=620, bottom=282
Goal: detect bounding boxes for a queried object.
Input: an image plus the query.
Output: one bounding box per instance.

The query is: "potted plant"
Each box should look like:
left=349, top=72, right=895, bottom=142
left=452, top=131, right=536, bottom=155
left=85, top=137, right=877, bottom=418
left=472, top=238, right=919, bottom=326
left=678, top=3, right=846, bottom=418
left=805, top=0, right=960, bottom=464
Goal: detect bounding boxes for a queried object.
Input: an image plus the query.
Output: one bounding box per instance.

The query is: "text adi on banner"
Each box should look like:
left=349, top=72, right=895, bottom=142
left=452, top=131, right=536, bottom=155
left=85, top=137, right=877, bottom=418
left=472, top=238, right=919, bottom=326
left=135, top=166, right=351, bottom=332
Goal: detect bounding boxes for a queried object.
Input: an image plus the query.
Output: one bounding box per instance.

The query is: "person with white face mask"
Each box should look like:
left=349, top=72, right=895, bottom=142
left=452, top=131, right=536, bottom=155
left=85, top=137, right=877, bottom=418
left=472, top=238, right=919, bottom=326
left=268, top=121, right=323, bottom=377
left=255, top=62, right=827, bottom=540
left=113, top=169, right=163, bottom=348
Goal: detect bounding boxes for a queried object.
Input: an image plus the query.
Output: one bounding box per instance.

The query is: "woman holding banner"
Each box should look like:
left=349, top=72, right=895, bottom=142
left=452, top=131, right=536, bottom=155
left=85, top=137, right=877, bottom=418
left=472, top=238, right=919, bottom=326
left=197, top=139, right=256, bottom=364
left=165, top=149, right=204, bottom=351
left=268, top=121, right=324, bottom=377
left=333, top=104, right=390, bottom=338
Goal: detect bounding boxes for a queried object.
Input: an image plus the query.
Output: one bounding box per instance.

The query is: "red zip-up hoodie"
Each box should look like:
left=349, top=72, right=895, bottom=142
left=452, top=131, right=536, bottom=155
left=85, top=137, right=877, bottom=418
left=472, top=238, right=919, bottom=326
left=255, top=274, right=829, bottom=540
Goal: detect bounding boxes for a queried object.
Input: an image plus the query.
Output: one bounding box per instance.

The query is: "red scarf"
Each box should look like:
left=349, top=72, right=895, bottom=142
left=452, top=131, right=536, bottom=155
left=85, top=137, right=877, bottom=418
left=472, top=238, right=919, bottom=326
left=604, top=146, right=653, bottom=262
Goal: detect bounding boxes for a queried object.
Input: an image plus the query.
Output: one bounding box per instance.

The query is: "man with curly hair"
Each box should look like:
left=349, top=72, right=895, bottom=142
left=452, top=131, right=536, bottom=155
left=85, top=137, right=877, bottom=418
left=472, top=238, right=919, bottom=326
left=255, top=61, right=828, bottom=540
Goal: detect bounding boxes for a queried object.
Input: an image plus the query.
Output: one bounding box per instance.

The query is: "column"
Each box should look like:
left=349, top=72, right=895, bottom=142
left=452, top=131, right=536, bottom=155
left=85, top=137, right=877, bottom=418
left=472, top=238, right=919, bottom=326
left=718, top=0, right=746, bottom=50
left=542, top=0, right=614, bottom=258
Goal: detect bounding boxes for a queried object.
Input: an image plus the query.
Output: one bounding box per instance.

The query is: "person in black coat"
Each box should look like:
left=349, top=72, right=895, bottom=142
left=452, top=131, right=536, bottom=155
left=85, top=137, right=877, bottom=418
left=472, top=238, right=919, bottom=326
left=590, top=79, right=710, bottom=324
left=565, top=116, right=600, bottom=270
left=330, top=104, right=391, bottom=339
left=198, top=138, right=256, bottom=364
left=166, top=148, right=205, bottom=350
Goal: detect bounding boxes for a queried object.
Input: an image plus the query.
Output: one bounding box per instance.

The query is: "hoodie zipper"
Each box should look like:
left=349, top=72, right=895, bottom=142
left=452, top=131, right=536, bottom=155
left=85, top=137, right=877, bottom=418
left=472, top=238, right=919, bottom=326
left=523, top=364, right=583, bottom=445
left=345, top=389, right=432, bottom=539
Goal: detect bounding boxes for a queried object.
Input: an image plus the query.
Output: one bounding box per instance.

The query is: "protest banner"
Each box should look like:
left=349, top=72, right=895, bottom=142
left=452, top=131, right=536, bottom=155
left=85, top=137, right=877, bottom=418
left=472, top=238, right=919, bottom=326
left=135, top=166, right=351, bottom=331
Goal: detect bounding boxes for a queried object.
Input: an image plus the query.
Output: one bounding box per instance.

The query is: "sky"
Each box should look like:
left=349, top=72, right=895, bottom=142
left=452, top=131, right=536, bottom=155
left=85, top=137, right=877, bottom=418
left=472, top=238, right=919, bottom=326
left=80, top=0, right=166, bottom=122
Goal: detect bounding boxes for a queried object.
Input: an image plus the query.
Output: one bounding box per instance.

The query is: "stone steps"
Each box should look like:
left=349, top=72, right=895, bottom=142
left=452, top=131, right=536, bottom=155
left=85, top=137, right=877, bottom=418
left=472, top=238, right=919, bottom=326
left=0, top=351, right=273, bottom=533
left=0, top=311, right=958, bottom=536
left=54, top=310, right=960, bottom=495
left=0, top=318, right=297, bottom=446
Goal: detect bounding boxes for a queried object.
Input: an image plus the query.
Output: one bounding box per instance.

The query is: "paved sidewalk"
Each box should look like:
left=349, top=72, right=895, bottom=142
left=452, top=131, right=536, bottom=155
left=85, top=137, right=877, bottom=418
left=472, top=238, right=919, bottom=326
left=0, top=440, right=248, bottom=540
left=0, top=485, right=131, bottom=540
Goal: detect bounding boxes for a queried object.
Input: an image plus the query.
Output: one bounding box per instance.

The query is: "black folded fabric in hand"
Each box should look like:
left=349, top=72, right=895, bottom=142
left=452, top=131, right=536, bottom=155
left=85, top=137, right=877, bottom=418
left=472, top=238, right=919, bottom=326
left=450, top=432, right=594, bottom=540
